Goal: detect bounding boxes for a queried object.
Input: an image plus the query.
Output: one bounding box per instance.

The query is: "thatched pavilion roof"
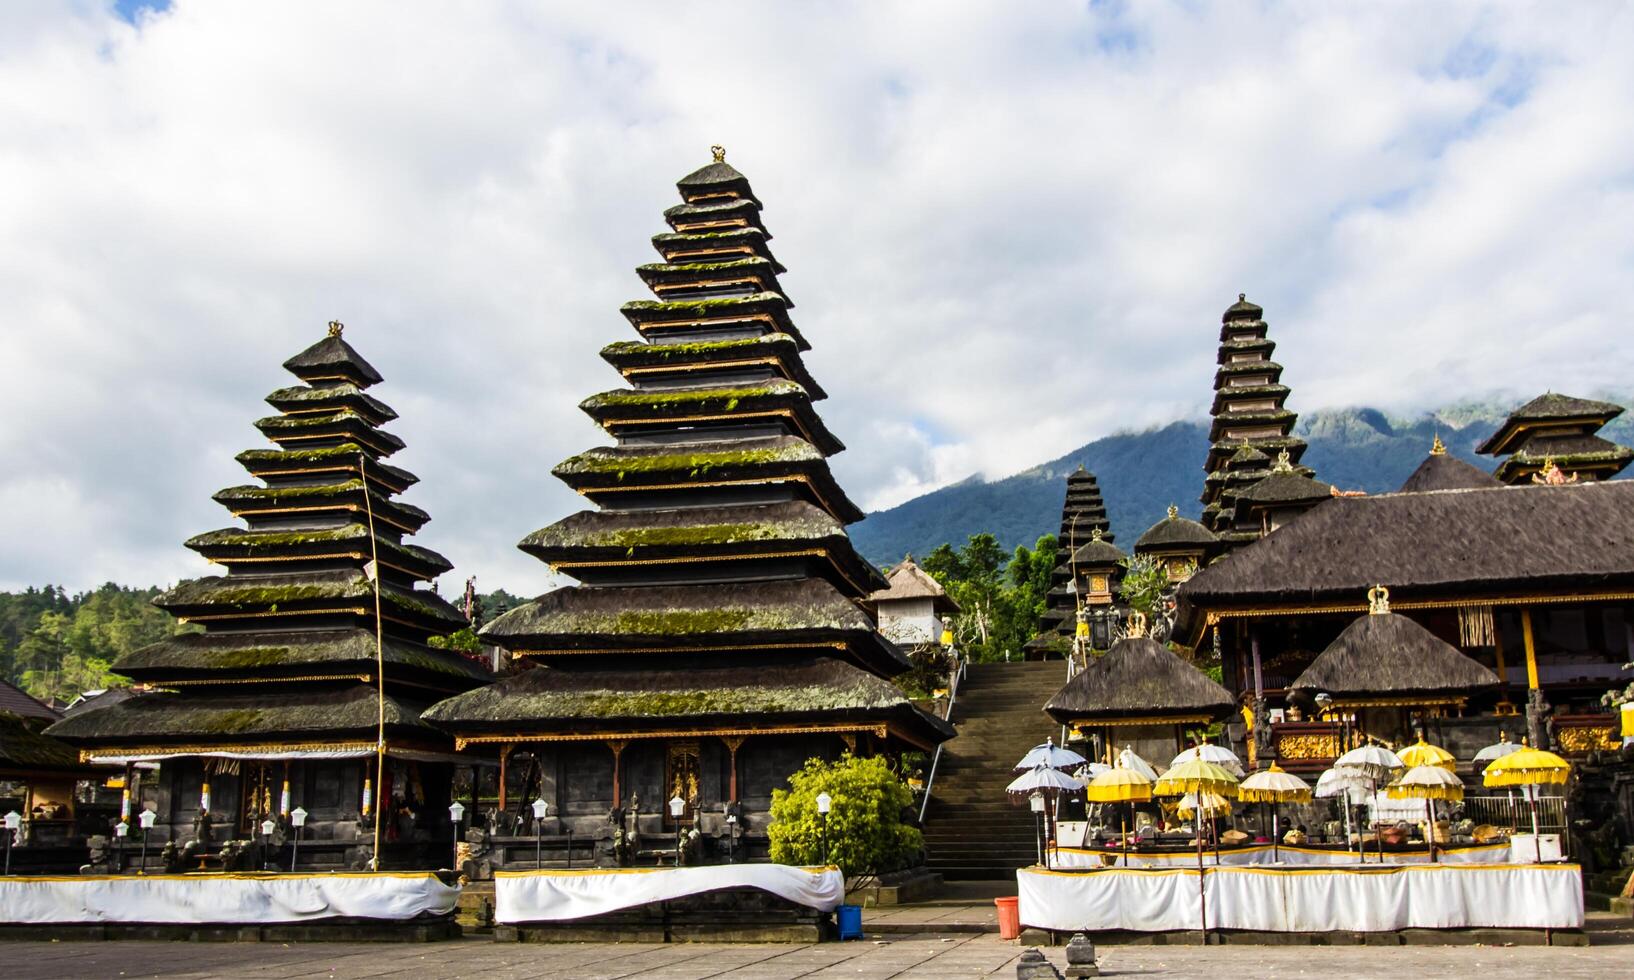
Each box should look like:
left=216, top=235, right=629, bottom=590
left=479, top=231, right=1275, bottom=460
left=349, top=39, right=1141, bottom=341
left=1290, top=607, right=1499, bottom=702
left=1180, top=481, right=1634, bottom=609
left=1044, top=636, right=1235, bottom=726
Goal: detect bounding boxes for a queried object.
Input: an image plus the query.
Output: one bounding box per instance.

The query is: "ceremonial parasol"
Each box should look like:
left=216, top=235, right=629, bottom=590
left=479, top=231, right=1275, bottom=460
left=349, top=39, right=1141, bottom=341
left=1177, top=792, right=1233, bottom=820
left=1316, top=766, right=1373, bottom=859
left=1168, top=742, right=1246, bottom=778
left=1239, top=763, right=1313, bottom=860
left=1007, top=764, right=1081, bottom=869
left=1333, top=743, right=1404, bottom=864
left=1472, top=731, right=1524, bottom=767
left=1014, top=738, right=1088, bottom=773
left=1117, top=746, right=1162, bottom=782
left=1386, top=764, right=1465, bottom=862
left=1084, top=764, right=1153, bottom=864
left=1483, top=746, right=1571, bottom=862
left=1074, top=762, right=1112, bottom=782
left=1397, top=736, right=1457, bottom=772
left=1153, top=757, right=1240, bottom=939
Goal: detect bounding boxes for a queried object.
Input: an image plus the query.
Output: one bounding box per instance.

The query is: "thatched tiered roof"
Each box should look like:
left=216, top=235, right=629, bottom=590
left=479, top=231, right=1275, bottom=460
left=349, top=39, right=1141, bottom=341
left=50, top=326, right=486, bottom=756
left=429, top=149, right=941, bottom=753
left=1044, top=635, right=1235, bottom=726
left=870, top=556, right=960, bottom=616
left=1477, top=392, right=1633, bottom=484
left=1398, top=441, right=1500, bottom=493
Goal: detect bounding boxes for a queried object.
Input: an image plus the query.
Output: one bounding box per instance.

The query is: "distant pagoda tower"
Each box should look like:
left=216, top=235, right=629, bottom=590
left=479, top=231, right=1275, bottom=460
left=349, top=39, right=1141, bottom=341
left=1476, top=392, right=1634, bottom=484
left=424, top=149, right=951, bottom=864
left=50, top=324, right=488, bottom=870
left=1024, top=466, right=1115, bottom=658
left=1201, top=294, right=1316, bottom=548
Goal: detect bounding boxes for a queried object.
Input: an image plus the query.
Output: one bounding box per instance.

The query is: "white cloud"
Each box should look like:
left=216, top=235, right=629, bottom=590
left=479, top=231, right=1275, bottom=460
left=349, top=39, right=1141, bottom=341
left=1, top=1, right=1631, bottom=593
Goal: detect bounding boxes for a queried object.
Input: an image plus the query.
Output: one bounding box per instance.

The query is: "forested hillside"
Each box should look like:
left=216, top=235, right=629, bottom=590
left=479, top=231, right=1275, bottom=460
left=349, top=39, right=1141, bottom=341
left=849, top=396, right=1634, bottom=565
left=0, top=584, right=188, bottom=706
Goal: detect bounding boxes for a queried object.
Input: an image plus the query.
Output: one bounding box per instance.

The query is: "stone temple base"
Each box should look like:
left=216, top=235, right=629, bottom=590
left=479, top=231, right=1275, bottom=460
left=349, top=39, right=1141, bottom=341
left=0, top=916, right=461, bottom=943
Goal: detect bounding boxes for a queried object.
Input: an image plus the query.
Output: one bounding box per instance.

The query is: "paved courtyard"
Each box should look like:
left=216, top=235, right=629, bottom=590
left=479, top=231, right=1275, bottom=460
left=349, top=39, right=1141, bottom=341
left=4, top=931, right=1631, bottom=980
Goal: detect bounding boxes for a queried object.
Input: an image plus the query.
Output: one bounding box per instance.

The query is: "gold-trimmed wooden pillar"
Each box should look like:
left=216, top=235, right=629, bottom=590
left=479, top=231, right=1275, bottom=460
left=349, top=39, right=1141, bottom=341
left=497, top=742, right=514, bottom=812
left=608, top=739, right=627, bottom=806
left=722, top=735, right=745, bottom=803
left=1520, top=609, right=1541, bottom=691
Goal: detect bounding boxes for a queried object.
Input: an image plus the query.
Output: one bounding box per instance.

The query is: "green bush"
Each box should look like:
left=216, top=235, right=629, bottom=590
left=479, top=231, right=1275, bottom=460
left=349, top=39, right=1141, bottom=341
left=768, top=753, right=922, bottom=877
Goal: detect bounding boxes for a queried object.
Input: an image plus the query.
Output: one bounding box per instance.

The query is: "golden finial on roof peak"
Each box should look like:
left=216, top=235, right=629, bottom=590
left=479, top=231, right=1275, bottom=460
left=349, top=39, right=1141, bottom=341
left=1430, top=433, right=1446, bottom=456
left=1367, top=584, right=1391, bottom=615
left=1167, top=504, right=1179, bottom=520
left=1090, top=527, right=1104, bottom=542
left=1272, top=448, right=1294, bottom=473
left=327, top=320, right=344, bottom=337
left=711, top=144, right=726, bottom=163
left=1126, top=611, right=1148, bottom=638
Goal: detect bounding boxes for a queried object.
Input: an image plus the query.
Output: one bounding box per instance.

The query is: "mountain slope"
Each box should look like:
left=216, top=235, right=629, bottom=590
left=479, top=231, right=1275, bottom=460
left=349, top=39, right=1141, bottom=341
left=849, top=396, right=1634, bottom=566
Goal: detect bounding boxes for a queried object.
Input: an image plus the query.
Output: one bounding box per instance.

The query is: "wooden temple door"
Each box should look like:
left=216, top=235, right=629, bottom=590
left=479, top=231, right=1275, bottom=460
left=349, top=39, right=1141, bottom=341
left=664, top=742, right=701, bottom=829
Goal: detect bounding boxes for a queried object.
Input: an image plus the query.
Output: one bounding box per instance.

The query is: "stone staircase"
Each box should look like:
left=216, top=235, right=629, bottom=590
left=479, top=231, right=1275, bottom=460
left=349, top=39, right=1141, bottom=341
left=922, top=660, right=1069, bottom=879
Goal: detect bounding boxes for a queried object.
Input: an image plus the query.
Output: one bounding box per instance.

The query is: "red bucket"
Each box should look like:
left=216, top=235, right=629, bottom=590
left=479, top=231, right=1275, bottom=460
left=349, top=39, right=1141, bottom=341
left=994, top=895, right=1021, bottom=940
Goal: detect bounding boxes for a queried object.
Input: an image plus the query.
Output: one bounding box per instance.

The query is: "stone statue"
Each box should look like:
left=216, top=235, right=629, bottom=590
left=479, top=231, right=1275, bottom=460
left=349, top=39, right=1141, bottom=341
left=1526, top=688, right=1553, bottom=751
left=80, top=835, right=114, bottom=875
left=461, top=825, right=494, bottom=880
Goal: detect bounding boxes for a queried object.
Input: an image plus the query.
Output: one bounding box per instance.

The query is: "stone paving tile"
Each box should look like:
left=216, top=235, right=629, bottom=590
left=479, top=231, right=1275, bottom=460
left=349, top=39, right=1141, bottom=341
left=4, top=934, right=1633, bottom=980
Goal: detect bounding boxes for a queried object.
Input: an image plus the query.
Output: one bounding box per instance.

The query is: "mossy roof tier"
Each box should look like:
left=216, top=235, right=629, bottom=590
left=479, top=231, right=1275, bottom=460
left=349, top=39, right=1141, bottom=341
left=1234, top=470, right=1334, bottom=507
left=1044, top=635, right=1235, bottom=725
left=1136, top=511, right=1219, bottom=551
left=253, top=409, right=406, bottom=457
left=114, top=628, right=490, bottom=686
left=620, top=293, right=807, bottom=350
left=1215, top=338, right=1276, bottom=363
left=1208, top=408, right=1298, bottom=440
left=156, top=568, right=466, bottom=633
left=1222, top=294, right=1264, bottom=321
left=236, top=444, right=418, bottom=492
left=553, top=435, right=864, bottom=523
left=213, top=480, right=430, bottom=533
left=1215, top=359, right=1284, bottom=382
left=186, top=525, right=452, bottom=581
left=1398, top=453, right=1501, bottom=493
left=1210, top=383, right=1291, bottom=415
left=1, top=710, right=94, bottom=774
left=479, top=578, right=908, bottom=675
left=422, top=656, right=952, bottom=745
left=636, top=257, right=785, bottom=301
left=662, top=197, right=766, bottom=234
left=265, top=383, right=398, bottom=426
left=1207, top=436, right=1306, bottom=465
left=676, top=159, right=758, bottom=199
left=651, top=229, right=783, bottom=272
left=580, top=379, right=843, bottom=455
left=600, top=334, right=825, bottom=398
left=1288, top=611, right=1499, bottom=700
left=1477, top=392, right=1627, bottom=455
left=282, top=334, right=383, bottom=387
left=519, top=500, right=884, bottom=593
left=47, top=684, right=438, bottom=746
left=1181, top=480, right=1634, bottom=608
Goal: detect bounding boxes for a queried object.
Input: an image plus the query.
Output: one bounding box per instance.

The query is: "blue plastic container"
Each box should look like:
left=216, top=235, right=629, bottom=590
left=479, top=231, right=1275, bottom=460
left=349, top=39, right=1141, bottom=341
left=836, top=904, right=863, bottom=940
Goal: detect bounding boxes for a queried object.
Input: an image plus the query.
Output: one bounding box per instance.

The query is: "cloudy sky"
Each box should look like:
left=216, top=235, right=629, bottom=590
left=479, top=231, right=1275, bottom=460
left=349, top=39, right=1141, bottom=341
left=2, top=1, right=1632, bottom=597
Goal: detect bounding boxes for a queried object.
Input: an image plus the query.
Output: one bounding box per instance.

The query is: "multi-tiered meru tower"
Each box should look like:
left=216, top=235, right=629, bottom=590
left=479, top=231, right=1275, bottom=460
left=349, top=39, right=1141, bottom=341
left=50, top=325, right=489, bottom=870
left=1024, top=466, right=1117, bottom=657
left=425, top=149, right=951, bottom=863
left=1200, top=295, right=1319, bottom=549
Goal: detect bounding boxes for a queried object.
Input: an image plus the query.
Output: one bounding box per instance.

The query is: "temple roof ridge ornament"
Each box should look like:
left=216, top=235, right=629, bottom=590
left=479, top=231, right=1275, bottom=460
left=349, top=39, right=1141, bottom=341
left=1430, top=433, right=1446, bottom=456
left=1367, top=584, right=1390, bottom=615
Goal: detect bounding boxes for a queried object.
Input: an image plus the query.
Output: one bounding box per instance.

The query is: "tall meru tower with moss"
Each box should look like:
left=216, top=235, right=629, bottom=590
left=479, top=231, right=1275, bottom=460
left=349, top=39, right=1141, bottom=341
left=50, top=325, right=490, bottom=870
left=425, top=149, right=952, bottom=864
left=1024, top=465, right=1117, bottom=658
left=1200, top=294, right=1320, bottom=549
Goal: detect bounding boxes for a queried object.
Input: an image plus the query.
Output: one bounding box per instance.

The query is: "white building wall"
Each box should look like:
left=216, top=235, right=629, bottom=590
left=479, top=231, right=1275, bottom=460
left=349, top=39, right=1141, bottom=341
left=877, top=597, right=941, bottom=646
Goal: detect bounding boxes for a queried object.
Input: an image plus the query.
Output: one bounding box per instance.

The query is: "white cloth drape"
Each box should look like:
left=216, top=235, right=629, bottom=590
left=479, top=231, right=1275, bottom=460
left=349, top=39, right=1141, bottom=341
left=1018, top=864, right=1583, bottom=933
left=494, top=865, right=844, bottom=924
left=1051, top=841, right=1510, bottom=868
left=0, top=873, right=458, bottom=924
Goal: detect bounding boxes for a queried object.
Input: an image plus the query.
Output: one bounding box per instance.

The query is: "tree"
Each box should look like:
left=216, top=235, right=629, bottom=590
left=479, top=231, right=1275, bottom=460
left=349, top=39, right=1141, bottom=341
left=768, top=754, right=922, bottom=876
left=916, top=533, right=1057, bottom=662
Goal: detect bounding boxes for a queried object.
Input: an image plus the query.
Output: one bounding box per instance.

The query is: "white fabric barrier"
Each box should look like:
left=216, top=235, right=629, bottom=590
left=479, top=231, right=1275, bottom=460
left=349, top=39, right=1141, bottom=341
left=495, top=864, right=844, bottom=924
left=1018, top=863, right=1583, bottom=933
left=1051, top=841, right=1510, bottom=868
left=0, top=873, right=458, bottom=925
